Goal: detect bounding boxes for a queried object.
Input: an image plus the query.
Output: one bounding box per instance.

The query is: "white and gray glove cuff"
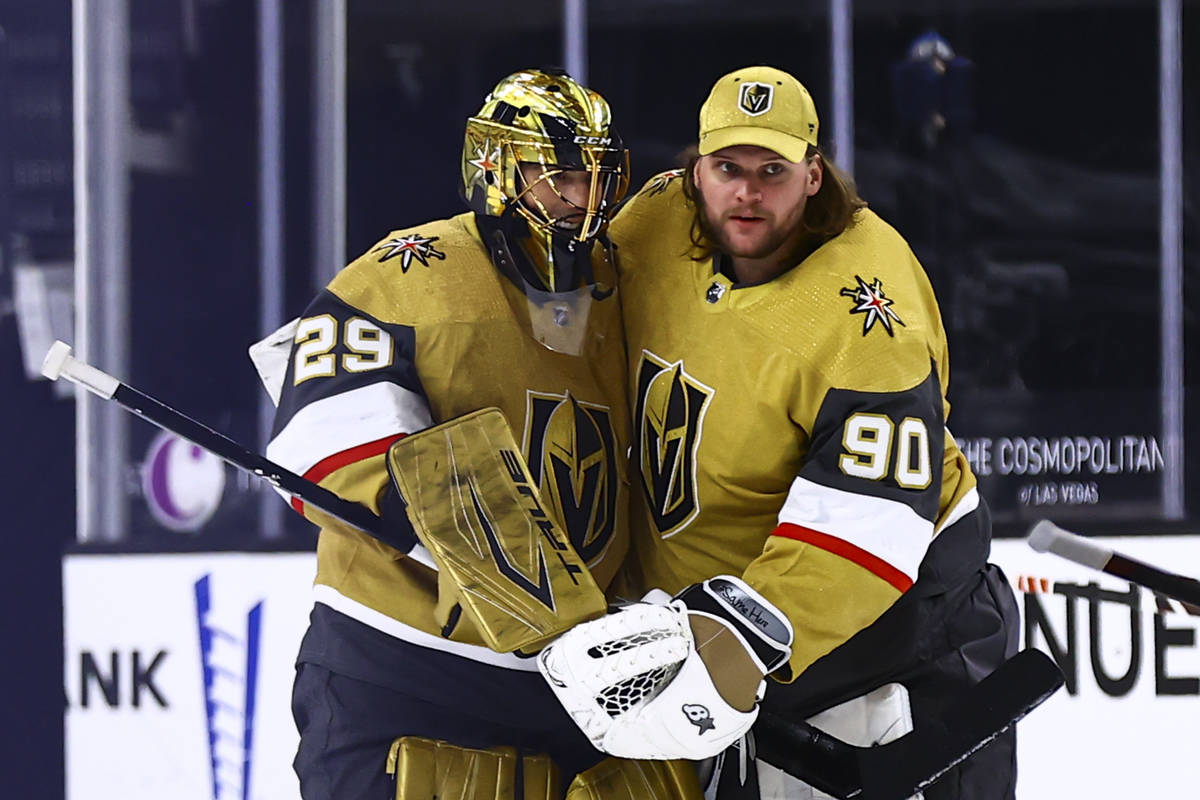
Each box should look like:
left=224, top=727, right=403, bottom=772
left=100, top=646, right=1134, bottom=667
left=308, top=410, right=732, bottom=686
left=674, top=575, right=794, bottom=675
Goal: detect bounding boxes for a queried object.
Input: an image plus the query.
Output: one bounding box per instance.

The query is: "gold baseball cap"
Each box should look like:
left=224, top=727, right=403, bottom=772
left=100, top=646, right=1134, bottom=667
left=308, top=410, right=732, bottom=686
left=698, top=66, right=820, bottom=163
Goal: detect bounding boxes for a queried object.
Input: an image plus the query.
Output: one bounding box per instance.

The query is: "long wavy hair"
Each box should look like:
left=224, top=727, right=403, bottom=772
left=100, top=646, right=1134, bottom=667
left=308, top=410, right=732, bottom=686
left=681, top=144, right=867, bottom=262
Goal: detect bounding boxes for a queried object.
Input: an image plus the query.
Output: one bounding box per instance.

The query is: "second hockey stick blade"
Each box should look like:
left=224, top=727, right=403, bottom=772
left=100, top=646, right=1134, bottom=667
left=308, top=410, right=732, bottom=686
left=755, top=648, right=1063, bottom=800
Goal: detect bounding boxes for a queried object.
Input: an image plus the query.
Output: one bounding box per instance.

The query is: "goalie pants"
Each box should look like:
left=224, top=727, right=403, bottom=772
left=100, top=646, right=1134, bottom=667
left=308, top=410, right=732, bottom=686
left=290, top=604, right=607, bottom=800
left=761, top=563, right=1021, bottom=800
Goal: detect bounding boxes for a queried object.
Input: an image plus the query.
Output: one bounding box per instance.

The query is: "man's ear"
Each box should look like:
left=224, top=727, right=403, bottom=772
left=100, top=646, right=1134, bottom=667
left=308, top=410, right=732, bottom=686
left=806, top=155, right=824, bottom=197
left=691, top=156, right=703, bottom=188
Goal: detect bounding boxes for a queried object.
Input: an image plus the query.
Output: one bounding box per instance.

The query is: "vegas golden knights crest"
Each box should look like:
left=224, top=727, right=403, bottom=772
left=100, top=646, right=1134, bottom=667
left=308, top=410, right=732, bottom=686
left=738, top=82, right=773, bottom=116
left=633, top=352, right=714, bottom=537
left=523, top=391, right=618, bottom=563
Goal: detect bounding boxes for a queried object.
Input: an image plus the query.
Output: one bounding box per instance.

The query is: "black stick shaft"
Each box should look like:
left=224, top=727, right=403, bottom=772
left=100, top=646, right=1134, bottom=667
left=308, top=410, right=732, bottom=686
left=111, top=382, right=387, bottom=539
left=1104, top=553, right=1200, bottom=608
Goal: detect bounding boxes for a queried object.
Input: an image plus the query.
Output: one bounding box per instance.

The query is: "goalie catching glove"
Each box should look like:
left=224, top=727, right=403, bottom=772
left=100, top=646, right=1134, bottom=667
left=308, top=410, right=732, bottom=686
left=537, top=575, right=793, bottom=760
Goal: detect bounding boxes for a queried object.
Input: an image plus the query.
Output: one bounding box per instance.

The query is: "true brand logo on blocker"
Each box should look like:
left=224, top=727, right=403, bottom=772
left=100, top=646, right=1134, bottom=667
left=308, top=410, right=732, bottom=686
left=195, top=575, right=264, bottom=800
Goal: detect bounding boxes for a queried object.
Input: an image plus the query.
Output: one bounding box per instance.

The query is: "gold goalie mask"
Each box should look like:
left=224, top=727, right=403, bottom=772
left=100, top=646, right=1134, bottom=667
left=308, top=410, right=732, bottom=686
left=462, top=69, right=630, bottom=354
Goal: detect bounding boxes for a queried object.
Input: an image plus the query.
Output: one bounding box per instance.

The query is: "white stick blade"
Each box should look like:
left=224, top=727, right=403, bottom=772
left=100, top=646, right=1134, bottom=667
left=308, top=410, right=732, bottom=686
left=42, top=340, right=73, bottom=380
left=41, top=343, right=121, bottom=398
left=1026, top=519, right=1111, bottom=571
left=1026, top=519, right=1061, bottom=553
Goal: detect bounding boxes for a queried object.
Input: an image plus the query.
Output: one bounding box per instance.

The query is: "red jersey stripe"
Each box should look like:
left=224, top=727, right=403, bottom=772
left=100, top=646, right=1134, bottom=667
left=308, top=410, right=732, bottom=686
left=290, top=433, right=406, bottom=516
left=772, top=522, right=914, bottom=593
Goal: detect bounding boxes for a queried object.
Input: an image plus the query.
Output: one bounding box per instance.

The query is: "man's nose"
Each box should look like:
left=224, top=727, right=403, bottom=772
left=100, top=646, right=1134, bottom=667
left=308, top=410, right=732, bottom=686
left=733, top=177, right=762, bottom=204
left=560, top=175, right=592, bottom=207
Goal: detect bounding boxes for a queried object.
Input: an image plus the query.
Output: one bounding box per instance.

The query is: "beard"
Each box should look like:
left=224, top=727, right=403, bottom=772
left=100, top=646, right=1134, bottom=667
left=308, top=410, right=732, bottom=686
left=698, top=200, right=805, bottom=261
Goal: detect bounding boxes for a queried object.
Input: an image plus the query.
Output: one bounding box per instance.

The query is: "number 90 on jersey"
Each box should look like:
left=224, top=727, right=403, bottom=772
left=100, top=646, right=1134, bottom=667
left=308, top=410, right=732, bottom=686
left=839, top=412, right=932, bottom=490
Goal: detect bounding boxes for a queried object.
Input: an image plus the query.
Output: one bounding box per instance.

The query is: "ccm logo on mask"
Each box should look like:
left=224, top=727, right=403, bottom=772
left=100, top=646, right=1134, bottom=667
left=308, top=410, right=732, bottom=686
left=573, top=135, right=611, bottom=145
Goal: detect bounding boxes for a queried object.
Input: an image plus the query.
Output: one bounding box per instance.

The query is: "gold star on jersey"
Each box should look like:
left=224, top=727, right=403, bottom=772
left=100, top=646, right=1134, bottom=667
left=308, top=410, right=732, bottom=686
left=371, top=233, right=447, bottom=272
left=840, top=275, right=905, bottom=337
left=640, top=169, right=685, bottom=198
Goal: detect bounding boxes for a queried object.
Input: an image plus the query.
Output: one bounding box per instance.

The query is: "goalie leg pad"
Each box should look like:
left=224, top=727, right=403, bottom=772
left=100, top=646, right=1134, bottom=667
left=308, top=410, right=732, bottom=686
left=387, top=407, right=607, bottom=653
left=566, top=757, right=705, bottom=800
left=385, top=735, right=561, bottom=800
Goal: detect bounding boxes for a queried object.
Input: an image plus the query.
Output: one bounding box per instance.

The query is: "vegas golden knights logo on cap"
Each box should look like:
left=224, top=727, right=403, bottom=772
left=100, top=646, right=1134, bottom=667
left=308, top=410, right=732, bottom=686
left=738, top=82, right=774, bottom=116
left=634, top=352, right=714, bottom=537
left=523, top=391, right=618, bottom=564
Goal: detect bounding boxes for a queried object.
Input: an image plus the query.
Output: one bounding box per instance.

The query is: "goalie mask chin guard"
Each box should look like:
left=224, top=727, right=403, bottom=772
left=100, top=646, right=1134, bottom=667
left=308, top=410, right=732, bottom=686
left=478, top=215, right=609, bottom=356
left=462, top=69, right=630, bottom=297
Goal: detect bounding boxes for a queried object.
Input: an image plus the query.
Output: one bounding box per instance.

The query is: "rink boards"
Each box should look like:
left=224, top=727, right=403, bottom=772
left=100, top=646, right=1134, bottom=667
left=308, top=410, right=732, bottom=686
left=64, top=538, right=1200, bottom=799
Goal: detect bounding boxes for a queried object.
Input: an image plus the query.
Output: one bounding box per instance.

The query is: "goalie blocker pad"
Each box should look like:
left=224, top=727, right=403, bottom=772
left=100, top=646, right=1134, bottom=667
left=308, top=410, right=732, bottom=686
left=386, top=407, right=608, bottom=654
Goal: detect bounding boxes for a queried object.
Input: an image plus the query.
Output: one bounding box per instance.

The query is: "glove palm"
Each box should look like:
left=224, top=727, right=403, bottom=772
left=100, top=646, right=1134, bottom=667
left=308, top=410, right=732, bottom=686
left=537, top=576, right=793, bottom=760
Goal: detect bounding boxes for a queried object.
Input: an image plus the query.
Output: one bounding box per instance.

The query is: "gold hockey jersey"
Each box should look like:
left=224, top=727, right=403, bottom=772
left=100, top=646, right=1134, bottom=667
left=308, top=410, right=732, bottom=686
left=610, top=172, right=984, bottom=680
left=266, top=212, right=629, bottom=668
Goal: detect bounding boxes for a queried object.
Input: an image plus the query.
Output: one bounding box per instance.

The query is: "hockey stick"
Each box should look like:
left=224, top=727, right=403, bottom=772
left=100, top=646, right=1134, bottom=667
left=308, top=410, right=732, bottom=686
left=754, top=648, right=1064, bottom=800
left=42, top=340, right=427, bottom=561
left=1028, top=518, right=1200, bottom=608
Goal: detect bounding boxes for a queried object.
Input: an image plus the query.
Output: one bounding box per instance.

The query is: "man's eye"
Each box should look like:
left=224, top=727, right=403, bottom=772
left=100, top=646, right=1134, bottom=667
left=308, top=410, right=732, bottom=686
left=717, top=162, right=739, bottom=175
left=763, top=163, right=785, bottom=176
left=559, top=172, right=591, bottom=188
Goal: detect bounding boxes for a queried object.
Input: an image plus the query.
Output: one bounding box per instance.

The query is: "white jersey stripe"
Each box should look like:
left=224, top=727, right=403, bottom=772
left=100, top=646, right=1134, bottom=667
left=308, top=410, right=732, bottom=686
left=266, top=381, right=433, bottom=477
left=776, top=476, right=933, bottom=583
left=935, top=486, right=980, bottom=536
left=312, top=584, right=541, bottom=672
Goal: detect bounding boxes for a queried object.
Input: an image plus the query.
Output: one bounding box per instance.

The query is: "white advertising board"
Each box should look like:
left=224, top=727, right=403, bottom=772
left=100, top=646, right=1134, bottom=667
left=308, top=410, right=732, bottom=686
left=64, top=552, right=316, bottom=800
left=991, top=535, right=1200, bottom=798
left=64, top=539, right=1200, bottom=799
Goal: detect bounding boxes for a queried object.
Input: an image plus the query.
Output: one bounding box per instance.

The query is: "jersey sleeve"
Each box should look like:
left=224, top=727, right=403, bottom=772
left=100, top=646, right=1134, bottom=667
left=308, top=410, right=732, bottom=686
left=746, top=361, right=948, bottom=682
left=266, top=286, right=433, bottom=552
